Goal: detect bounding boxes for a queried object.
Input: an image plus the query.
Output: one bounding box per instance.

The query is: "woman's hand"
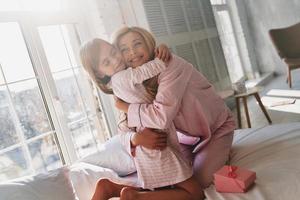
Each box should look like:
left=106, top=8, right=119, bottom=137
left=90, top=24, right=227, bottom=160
left=155, top=44, right=172, bottom=63
left=114, top=96, right=129, bottom=113
left=131, top=128, right=167, bottom=150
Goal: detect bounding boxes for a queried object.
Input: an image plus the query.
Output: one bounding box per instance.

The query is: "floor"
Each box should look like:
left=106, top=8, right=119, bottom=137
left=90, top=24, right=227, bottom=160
left=231, top=69, right=300, bottom=129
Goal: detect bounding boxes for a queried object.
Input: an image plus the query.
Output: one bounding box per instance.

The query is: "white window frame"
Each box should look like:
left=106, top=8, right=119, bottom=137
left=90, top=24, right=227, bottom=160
left=0, top=7, right=114, bottom=171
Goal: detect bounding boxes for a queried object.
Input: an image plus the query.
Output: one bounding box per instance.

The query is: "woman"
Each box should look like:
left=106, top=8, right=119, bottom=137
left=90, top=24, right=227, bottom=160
left=113, top=26, right=236, bottom=190
left=80, top=38, right=203, bottom=200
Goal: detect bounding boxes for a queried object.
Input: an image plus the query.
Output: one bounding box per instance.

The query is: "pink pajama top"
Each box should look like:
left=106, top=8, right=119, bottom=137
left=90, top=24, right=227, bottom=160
left=123, top=55, right=235, bottom=155
left=111, top=58, right=192, bottom=190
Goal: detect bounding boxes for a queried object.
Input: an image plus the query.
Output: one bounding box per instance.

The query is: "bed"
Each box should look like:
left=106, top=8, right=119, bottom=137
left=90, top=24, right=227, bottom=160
left=1, top=122, right=300, bottom=200
left=80, top=122, right=300, bottom=200
left=205, top=122, right=300, bottom=200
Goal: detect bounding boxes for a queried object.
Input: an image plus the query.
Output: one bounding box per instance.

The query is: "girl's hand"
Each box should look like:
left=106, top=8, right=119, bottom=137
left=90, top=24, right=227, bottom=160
left=155, top=44, right=172, bottom=63
left=114, top=96, right=129, bottom=113
left=131, top=128, right=167, bottom=150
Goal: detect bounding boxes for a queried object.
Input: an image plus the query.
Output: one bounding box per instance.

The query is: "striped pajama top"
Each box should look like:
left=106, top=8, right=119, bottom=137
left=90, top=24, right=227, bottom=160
left=111, top=58, right=192, bottom=190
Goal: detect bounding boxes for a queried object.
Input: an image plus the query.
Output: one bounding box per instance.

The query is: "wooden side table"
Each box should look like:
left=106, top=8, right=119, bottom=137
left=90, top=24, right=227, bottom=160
left=235, top=87, right=272, bottom=128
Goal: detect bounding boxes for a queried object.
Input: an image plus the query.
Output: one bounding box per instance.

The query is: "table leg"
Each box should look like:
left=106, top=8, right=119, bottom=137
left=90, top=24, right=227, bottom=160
left=242, top=96, right=251, bottom=128
left=254, top=93, right=272, bottom=124
left=235, top=97, right=241, bottom=128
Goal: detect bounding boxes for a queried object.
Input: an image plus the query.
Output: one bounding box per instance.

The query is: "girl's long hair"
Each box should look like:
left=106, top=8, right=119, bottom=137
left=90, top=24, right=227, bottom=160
left=80, top=38, right=133, bottom=131
left=79, top=38, right=113, bottom=94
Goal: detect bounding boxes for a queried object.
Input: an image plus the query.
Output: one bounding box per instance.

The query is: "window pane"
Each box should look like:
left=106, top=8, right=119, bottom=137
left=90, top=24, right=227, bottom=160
left=210, top=0, right=226, bottom=5
left=215, top=10, right=244, bottom=82
left=38, top=25, right=72, bottom=72
left=0, top=87, right=19, bottom=150
left=0, top=0, right=62, bottom=11
left=0, top=68, right=4, bottom=85
left=88, top=115, right=108, bottom=144
left=53, top=70, right=85, bottom=123
left=0, top=147, right=29, bottom=182
left=28, top=134, right=62, bottom=173
left=0, top=0, right=21, bottom=11
left=0, top=22, right=35, bottom=83
left=69, top=119, right=98, bottom=158
left=74, top=68, right=92, bottom=115
left=9, top=80, right=52, bottom=139
left=38, top=23, right=110, bottom=160
left=61, top=25, right=79, bottom=67
left=22, top=0, right=62, bottom=11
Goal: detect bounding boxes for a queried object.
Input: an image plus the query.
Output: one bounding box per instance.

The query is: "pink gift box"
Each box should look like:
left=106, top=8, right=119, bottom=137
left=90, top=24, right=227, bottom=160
left=214, top=165, right=256, bottom=193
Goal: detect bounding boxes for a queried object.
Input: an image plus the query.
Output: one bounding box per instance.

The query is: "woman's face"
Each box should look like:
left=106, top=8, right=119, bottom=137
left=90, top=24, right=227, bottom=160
left=118, top=32, right=151, bottom=68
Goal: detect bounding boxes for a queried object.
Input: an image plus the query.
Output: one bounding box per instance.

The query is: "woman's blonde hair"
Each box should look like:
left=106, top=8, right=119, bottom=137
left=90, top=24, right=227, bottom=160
left=79, top=38, right=113, bottom=94
left=112, top=26, right=156, bottom=59
left=112, top=26, right=159, bottom=98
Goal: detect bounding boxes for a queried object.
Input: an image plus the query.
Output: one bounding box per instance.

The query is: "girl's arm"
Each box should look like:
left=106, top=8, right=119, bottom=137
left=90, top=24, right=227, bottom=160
left=126, top=58, right=166, bottom=84
left=111, top=58, right=167, bottom=92
left=127, top=59, right=194, bottom=129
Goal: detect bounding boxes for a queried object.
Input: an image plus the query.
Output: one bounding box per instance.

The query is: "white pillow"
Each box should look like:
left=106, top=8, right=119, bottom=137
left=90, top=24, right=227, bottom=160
left=0, top=167, right=78, bottom=200
left=80, top=134, right=136, bottom=176
left=70, top=162, right=138, bottom=200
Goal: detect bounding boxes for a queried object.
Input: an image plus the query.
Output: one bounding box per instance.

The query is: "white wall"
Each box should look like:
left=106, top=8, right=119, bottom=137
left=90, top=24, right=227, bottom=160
left=241, top=0, right=300, bottom=75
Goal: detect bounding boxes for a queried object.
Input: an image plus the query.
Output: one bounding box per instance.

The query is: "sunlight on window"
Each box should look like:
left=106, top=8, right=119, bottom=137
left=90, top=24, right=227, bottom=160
left=0, top=68, right=4, bottom=85
left=216, top=10, right=244, bottom=83
left=23, top=0, right=62, bottom=11
left=0, top=87, right=19, bottom=150
left=38, top=25, right=72, bottom=72
left=61, top=26, right=79, bottom=67
left=0, top=0, right=21, bottom=11
left=28, top=134, right=62, bottom=173
left=9, top=80, right=52, bottom=139
left=0, top=22, right=35, bottom=83
left=0, top=147, right=30, bottom=181
left=0, top=0, right=63, bottom=11
left=210, top=0, right=227, bottom=5
left=38, top=24, right=105, bottom=158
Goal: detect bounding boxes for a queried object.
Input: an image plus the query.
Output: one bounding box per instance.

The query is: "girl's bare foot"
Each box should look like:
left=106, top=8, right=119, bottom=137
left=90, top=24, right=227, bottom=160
left=120, top=187, right=139, bottom=200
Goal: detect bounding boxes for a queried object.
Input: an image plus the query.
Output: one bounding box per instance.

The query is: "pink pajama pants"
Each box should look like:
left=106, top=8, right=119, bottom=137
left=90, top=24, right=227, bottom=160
left=180, top=116, right=235, bottom=188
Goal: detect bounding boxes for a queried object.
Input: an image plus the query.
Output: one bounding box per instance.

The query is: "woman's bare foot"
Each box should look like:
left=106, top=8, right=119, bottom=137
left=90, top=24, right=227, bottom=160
left=120, top=187, right=139, bottom=200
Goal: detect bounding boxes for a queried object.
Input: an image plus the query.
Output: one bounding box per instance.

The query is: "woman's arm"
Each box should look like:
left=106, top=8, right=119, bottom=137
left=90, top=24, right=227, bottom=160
left=131, top=128, right=167, bottom=150
left=117, top=111, right=167, bottom=155
left=127, top=57, right=194, bottom=129
left=155, top=44, right=172, bottom=62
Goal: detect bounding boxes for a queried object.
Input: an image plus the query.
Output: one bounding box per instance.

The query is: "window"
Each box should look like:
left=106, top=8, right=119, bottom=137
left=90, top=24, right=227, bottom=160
left=0, top=22, right=62, bottom=181
left=38, top=24, right=109, bottom=158
left=0, top=0, right=64, bottom=12
left=210, top=0, right=245, bottom=83
left=141, top=0, right=232, bottom=90
left=0, top=2, right=111, bottom=182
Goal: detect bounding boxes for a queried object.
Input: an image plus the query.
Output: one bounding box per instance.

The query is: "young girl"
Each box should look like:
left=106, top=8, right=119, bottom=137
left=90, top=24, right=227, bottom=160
left=80, top=38, right=203, bottom=200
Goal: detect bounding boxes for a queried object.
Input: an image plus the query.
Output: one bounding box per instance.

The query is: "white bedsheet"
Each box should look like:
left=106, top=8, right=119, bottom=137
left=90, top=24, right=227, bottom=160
left=72, top=123, right=300, bottom=200
left=205, top=122, right=300, bottom=200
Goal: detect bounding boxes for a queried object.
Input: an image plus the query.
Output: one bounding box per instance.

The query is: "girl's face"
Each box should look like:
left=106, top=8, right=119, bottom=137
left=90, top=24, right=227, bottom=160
left=118, top=32, right=151, bottom=68
left=98, top=41, right=126, bottom=77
